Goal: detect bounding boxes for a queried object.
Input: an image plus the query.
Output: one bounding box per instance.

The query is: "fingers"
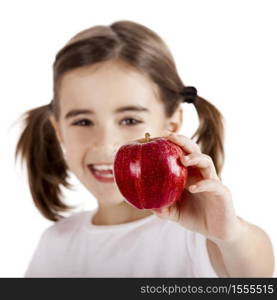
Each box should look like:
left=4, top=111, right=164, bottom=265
left=167, top=133, right=219, bottom=180
left=167, top=133, right=201, bottom=154
left=180, top=152, right=219, bottom=180
left=165, top=131, right=222, bottom=186
left=188, top=179, right=229, bottom=196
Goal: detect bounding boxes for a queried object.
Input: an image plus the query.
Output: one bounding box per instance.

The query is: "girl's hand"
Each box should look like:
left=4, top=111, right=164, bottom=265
left=152, top=133, right=241, bottom=243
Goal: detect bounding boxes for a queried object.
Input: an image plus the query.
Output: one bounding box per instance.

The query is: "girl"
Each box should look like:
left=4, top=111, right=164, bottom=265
left=16, top=20, right=274, bottom=277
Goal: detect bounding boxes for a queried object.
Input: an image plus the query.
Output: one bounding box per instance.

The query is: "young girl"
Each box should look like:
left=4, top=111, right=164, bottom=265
left=16, top=20, right=274, bottom=278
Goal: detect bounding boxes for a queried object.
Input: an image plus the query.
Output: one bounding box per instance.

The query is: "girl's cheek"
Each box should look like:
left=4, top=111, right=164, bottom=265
left=61, top=132, right=91, bottom=160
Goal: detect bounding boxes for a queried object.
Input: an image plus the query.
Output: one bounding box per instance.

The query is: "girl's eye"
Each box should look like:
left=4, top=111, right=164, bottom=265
left=72, top=119, right=93, bottom=126
left=121, top=118, right=142, bottom=126
left=71, top=118, right=142, bottom=127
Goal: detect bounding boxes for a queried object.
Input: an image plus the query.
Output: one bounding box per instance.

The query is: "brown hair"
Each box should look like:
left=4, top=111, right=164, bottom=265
left=15, top=20, right=225, bottom=222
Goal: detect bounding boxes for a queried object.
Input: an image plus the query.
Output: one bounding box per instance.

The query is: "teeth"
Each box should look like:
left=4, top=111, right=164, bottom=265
left=94, top=171, right=113, bottom=178
left=92, top=164, right=113, bottom=171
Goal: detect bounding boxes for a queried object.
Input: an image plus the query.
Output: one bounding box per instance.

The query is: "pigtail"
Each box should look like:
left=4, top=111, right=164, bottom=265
left=15, top=104, right=75, bottom=221
left=192, top=96, right=225, bottom=180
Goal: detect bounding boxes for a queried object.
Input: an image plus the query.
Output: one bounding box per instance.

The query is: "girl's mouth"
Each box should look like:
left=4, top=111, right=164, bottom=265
left=87, top=164, right=115, bottom=183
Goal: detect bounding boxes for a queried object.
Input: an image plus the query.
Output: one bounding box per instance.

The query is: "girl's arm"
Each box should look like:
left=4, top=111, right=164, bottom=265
left=207, top=217, right=275, bottom=277
left=152, top=133, right=275, bottom=278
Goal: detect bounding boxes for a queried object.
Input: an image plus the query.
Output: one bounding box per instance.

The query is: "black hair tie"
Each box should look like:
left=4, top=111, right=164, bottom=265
left=180, top=86, right=198, bottom=104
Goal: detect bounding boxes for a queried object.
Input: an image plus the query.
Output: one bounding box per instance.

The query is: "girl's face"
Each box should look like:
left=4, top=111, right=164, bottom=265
left=50, top=60, right=182, bottom=206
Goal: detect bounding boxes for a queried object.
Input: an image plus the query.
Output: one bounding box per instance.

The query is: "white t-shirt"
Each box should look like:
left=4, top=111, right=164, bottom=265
left=24, top=209, right=218, bottom=277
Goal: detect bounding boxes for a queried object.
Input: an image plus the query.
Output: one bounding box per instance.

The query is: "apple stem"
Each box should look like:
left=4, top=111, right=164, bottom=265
left=145, top=132, right=150, bottom=142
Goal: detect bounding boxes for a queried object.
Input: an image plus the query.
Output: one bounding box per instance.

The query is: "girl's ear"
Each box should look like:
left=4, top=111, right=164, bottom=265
left=165, top=107, right=183, bottom=133
left=49, top=115, right=64, bottom=144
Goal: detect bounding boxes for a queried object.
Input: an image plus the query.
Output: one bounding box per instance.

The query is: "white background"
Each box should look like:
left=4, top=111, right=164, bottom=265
left=0, top=0, right=276, bottom=277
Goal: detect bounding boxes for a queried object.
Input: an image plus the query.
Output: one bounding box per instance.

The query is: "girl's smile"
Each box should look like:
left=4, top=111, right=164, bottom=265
left=88, top=163, right=114, bottom=183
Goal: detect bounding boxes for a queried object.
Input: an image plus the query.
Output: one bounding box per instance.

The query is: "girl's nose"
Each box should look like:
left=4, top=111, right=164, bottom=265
left=92, top=127, right=121, bottom=153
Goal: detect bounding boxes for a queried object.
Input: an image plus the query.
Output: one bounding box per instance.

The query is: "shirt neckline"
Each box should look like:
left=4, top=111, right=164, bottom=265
left=84, top=209, right=157, bottom=232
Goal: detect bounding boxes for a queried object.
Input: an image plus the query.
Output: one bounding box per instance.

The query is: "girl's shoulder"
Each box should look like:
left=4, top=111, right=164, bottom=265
left=43, top=210, right=91, bottom=238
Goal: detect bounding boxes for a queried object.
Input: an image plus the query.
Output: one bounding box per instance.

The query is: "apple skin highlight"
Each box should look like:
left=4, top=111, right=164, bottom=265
left=113, top=132, right=188, bottom=209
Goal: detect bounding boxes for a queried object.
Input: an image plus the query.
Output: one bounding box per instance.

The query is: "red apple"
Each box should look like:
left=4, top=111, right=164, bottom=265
left=113, top=132, right=188, bottom=209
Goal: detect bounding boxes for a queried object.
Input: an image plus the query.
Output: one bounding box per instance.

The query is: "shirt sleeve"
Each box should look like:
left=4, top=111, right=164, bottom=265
left=24, top=227, right=53, bottom=277
left=186, top=231, right=218, bottom=277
